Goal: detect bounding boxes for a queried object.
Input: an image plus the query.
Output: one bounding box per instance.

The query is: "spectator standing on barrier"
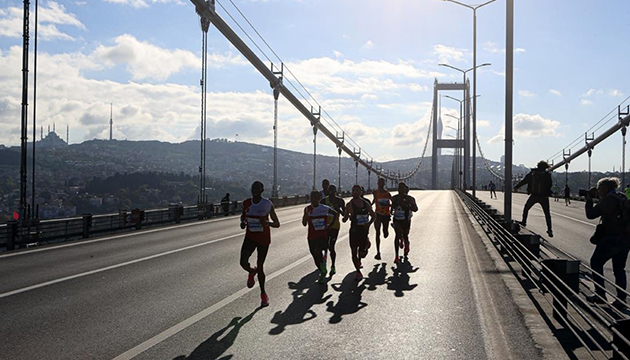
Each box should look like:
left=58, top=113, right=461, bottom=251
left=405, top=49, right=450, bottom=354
left=221, top=193, right=230, bottom=216
left=585, top=177, right=630, bottom=309
left=489, top=181, right=497, bottom=199
left=514, top=161, right=554, bottom=237
left=564, top=184, right=571, bottom=206
left=240, top=181, right=280, bottom=307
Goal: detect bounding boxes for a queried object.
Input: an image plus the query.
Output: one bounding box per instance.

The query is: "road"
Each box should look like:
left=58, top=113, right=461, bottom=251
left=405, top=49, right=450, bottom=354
left=1, top=191, right=548, bottom=359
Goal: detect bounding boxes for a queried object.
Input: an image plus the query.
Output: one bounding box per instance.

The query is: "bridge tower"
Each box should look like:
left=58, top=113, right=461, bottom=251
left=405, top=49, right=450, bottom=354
left=431, top=79, right=470, bottom=190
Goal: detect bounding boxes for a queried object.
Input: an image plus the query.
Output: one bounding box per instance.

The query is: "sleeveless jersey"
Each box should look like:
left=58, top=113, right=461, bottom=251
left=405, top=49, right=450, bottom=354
left=242, top=197, right=273, bottom=245
left=373, top=189, right=392, bottom=215
left=322, top=196, right=342, bottom=230
left=350, top=199, right=371, bottom=231
left=306, top=204, right=332, bottom=240
left=391, top=194, right=413, bottom=222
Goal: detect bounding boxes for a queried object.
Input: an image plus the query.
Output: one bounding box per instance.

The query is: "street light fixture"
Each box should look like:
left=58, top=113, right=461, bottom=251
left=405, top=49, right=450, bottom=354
left=441, top=0, right=497, bottom=196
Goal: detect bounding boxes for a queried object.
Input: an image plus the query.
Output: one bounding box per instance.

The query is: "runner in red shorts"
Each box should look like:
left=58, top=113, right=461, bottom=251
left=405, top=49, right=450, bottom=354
left=303, top=190, right=339, bottom=283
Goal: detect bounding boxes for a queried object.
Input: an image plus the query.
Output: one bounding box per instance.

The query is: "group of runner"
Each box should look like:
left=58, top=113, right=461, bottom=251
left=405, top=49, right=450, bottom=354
left=238, top=179, right=418, bottom=307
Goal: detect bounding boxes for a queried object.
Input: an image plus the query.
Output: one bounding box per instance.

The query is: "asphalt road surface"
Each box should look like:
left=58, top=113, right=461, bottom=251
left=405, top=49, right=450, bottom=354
left=1, top=191, right=549, bottom=359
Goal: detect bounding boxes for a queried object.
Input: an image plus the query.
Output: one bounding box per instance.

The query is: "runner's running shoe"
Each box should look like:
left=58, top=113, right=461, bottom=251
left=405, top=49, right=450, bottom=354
left=355, top=271, right=363, bottom=281
left=330, top=266, right=336, bottom=276
left=261, top=293, right=269, bottom=307
left=394, top=256, right=399, bottom=264
left=247, top=267, right=257, bottom=288
left=404, top=243, right=410, bottom=256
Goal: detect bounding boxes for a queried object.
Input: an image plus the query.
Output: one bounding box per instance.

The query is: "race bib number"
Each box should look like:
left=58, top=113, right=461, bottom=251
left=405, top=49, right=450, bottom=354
left=356, top=214, right=369, bottom=226
left=394, top=211, right=406, bottom=220
left=378, top=198, right=390, bottom=207
left=311, top=218, right=326, bottom=231
left=247, top=218, right=264, bottom=232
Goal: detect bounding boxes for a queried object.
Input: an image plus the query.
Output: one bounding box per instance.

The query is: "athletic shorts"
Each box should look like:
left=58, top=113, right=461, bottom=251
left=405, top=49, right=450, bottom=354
left=375, top=213, right=391, bottom=223
left=349, top=229, right=368, bottom=249
left=308, top=237, right=328, bottom=254
left=393, top=220, right=411, bottom=230
left=242, top=237, right=269, bottom=254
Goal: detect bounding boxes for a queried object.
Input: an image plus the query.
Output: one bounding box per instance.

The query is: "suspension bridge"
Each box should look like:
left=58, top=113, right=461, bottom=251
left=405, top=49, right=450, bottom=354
left=4, top=0, right=630, bottom=359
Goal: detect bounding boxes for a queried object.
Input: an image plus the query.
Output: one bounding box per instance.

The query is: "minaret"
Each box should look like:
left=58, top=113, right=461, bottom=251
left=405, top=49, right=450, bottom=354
left=40, top=126, right=43, bottom=140
left=66, top=124, right=69, bottom=144
left=53, top=122, right=55, bottom=133
left=109, top=103, right=113, bottom=141
left=47, top=125, right=50, bottom=134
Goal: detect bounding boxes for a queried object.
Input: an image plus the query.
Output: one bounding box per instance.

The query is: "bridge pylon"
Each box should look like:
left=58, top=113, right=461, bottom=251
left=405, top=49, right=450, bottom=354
left=432, top=79, right=470, bottom=190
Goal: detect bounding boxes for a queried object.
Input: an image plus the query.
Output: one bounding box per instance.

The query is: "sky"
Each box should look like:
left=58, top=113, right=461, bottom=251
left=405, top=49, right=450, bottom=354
left=0, top=0, right=629, bottom=173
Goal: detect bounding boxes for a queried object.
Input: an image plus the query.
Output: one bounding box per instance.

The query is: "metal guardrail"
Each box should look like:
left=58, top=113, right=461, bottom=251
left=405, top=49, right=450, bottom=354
left=457, top=189, right=630, bottom=359
left=0, top=195, right=314, bottom=252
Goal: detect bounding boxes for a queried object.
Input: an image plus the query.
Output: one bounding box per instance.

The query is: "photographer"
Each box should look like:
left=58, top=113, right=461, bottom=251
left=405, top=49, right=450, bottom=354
left=585, top=177, right=630, bottom=308
left=514, top=161, right=554, bottom=237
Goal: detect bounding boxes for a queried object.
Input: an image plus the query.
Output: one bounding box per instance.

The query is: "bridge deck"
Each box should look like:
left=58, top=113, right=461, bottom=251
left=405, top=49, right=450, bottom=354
left=0, top=191, right=558, bottom=359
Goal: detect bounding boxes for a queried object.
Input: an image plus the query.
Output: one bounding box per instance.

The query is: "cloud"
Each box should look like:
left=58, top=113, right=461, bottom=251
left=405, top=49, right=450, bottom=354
left=518, top=90, right=536, bottom=98
left=488, top=113, right=560, bottom=143
left=478, top=120, right=490, bottom=127
left=92, top=34, right=247, bottom=81
left=101, top=0, right=184, bottom=8
left=433, top=44, right=465, bottom=64
left=583, top=88, right=603, bottom=97
left=0, top=2, right=84, bottom=41
left=581, top=99, right=593, bottom=105
left=333, top=50, right=343, bottom=58
left=362, top=40, right=374, bottom=50
left=549, top=89, right=562, bottom=97
left=609, top=89, right=624, bottom=97
left=482, top=41, right=526, bottom=54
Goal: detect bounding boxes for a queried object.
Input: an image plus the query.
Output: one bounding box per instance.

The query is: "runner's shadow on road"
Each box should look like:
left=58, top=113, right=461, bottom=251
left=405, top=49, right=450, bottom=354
left=268, top=271, right=332, bottom=335
left=326, top=272, right=368, bottom=324
left=173, top=307, right=260, bottom=360
left=388, top=258, right=419, bottom=297
left=366, top=262, right=388, bottom=291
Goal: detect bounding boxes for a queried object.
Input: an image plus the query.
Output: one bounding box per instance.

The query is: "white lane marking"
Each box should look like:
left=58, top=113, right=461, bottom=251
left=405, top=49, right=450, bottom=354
left=0, top=218, right=302, bottom=299
left=551, top=211, right=596, bottom=227
left=0, top=210, right=304, bottom=259
left=114, top=233, right=350, bottom=360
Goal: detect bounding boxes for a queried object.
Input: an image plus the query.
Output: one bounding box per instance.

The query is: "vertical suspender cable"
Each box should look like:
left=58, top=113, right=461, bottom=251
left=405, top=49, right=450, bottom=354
left=622, top=126, right=627, bottom=188
left=31, top=0, right=38, bottom=219
left=19, top=0, right=31, bottom=226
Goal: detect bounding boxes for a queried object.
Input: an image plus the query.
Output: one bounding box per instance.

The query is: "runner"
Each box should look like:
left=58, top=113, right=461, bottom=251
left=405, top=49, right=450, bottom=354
left=342, top=184, right=375, bottom=281
left=372, top=178, right=392, bottom=260
left=303, top=190, right=339, bottom=283
left=240, top=181, right=280, bottom=307
left=391, top=182, right=418, bottom=264
left=320, top=179, right=330, bottom=199
left=321, top=184, right=345, bottom=276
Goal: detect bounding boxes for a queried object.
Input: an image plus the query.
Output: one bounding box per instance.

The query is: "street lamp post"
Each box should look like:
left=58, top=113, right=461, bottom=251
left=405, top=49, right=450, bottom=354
left=441, top=0, right=497, bottom=197
left=444, top=119, right=460, bottom=189
left=439, top=62, right=490, bottom=194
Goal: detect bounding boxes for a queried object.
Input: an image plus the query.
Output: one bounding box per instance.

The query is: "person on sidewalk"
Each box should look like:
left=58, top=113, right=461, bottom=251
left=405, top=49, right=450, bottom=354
left=513, top=161, right=554, bottom=237
left=564, top=184, right=572, bottom=206
left=585, top=177, right=630, bottom=309
left=489, top=181, right=497, bottom=199
left=240, top=181, right=280, bottom=307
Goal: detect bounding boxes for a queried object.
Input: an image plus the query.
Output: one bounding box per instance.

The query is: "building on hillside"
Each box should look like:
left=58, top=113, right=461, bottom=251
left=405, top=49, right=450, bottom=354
left=38, top=129, right=68, bottom=149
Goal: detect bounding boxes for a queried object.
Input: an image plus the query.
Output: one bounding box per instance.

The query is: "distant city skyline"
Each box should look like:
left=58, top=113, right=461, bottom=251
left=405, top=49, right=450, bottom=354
left=0, top=0, right=629, bottom=172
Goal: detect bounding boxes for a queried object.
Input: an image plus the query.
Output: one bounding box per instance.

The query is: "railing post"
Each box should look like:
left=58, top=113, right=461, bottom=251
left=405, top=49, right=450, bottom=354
left=612, top=319, right=630, bottom=359
left=541, top=259, right=580, bottom=322
left=118, top=210, right=127, bottom=229
left=82, top=213, right=92, bottom=239
left=7, top=220, right=17, bottom=251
